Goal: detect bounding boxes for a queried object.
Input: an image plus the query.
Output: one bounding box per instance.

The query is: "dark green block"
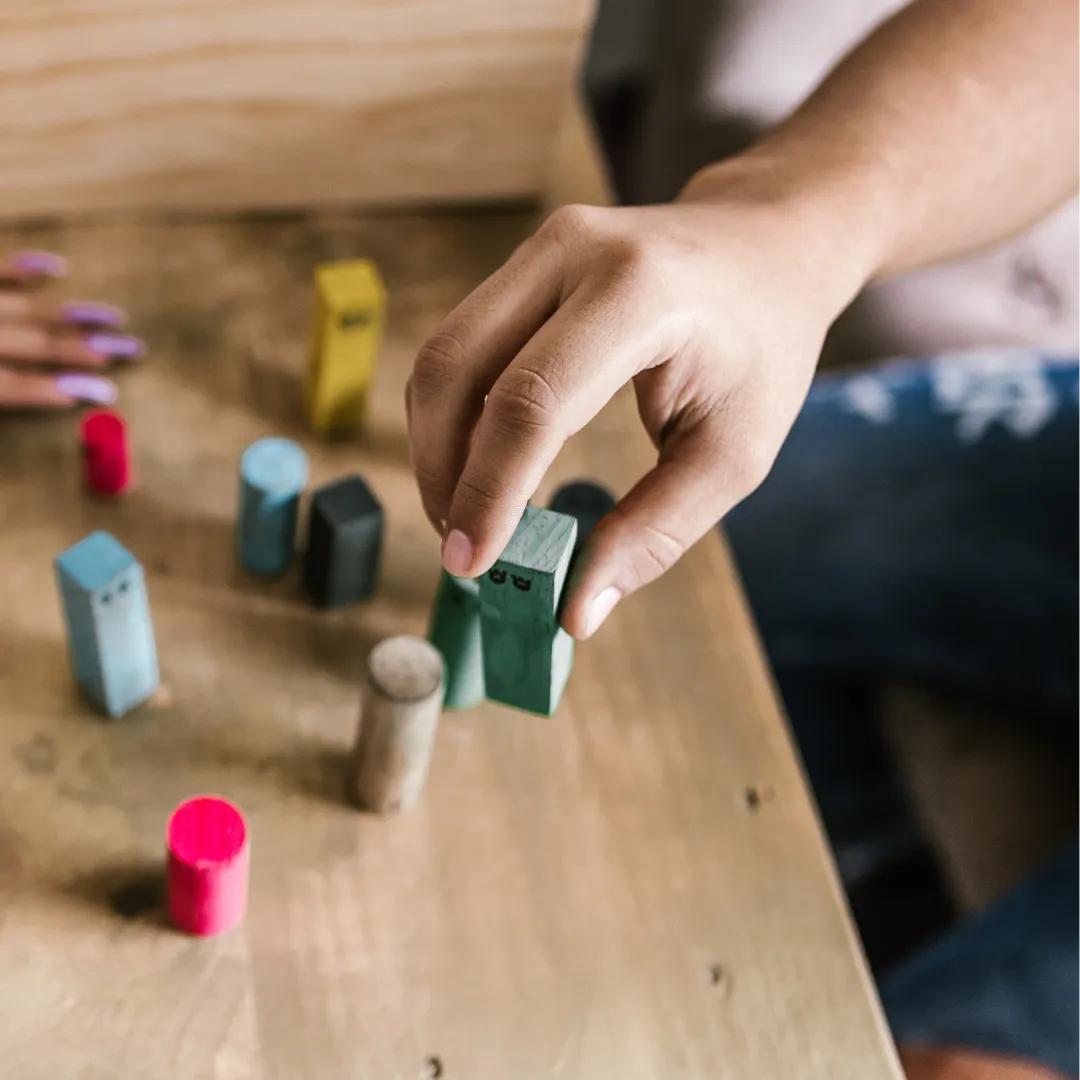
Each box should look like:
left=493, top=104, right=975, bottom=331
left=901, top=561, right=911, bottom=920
left=548, top=479, right=616, bottom=553
left=427, top=572, right=485, bottom=709
left=479, top=506, right=577, bottom=716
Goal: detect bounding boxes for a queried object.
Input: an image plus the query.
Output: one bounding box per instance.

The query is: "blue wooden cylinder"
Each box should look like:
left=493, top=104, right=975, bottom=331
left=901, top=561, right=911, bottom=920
left=237, top=437, right=309, bottom=576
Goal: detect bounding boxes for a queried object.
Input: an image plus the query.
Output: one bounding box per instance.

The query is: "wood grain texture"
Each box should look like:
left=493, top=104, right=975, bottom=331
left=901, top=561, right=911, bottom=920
left=0, top=0, right=593, bottom=218
left=0, top=208, right=901, bottom=1079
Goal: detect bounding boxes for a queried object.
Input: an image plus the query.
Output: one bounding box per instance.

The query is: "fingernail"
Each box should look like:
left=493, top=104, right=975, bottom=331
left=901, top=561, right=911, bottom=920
left=62, top=302, right=125, bottom=328
left=581, top=586, right=621, bottom=638
left=442, top=529, right=474, bottom=576
left=55, top=374, right=118, bottom=405
left=12, top=250, right=67, bottom=277
left=84, top=333, right=145, bottom=360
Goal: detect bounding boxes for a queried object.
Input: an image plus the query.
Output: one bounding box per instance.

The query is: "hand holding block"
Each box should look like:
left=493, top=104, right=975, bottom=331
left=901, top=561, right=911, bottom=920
left=167, top=796, right=249, bottom=937
left=307, top=259, right=386, bottom=436
left=351, top=636, right=445, bottom=814
left=480, top=506, right=577, bottom=716
left=549, top=479, right=616, bottom=552
left=80, top=409, right=131, bottom=495
left=427, top=572, right=484, bottom=709
left=237, top=437, right=308, bottom=577
left=55, top=530, right=159, bottom=718
left=302, top=474, right=383, bottom=607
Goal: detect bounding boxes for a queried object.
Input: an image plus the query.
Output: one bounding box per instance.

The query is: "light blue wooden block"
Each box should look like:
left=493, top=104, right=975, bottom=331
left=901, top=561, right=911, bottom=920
left=55, top=530, right=159, bottom=718
left=237, top=437, right=309, bottom=576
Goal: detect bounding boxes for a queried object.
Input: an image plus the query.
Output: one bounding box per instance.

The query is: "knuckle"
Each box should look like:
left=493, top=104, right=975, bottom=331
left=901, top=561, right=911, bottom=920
left=412, top=331, right=468, bottom=402
left=488, top=367, right=562, bottom=433
left=605, top=236, right=664, bottom=290
left=540, top=203, right=603, bottom=247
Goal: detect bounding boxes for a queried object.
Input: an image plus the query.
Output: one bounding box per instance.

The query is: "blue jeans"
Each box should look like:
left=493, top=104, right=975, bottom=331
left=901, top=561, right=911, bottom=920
left=726, top=350, right=1079, bottom=1076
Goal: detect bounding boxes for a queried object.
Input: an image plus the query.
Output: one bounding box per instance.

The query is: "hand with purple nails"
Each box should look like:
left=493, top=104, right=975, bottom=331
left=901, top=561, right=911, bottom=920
left=0, top=250, right=146, bottom=410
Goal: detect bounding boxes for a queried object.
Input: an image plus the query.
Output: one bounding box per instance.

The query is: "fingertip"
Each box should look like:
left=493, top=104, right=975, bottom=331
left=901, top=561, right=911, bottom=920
left=571, top=585, right=621, bottom=640
left=441, top=529, right=475, bottom=577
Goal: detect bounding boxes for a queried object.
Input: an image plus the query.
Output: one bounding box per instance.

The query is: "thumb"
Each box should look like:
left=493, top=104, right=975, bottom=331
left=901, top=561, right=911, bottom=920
left=559, top=423, right=766, bottom=639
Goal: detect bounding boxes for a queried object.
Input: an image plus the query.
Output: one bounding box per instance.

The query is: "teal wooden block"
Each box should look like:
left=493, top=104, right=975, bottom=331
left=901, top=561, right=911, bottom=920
left=479, top=506, right=577, bottom=716
left=427, top=572, right=484, bottom=709
left=55, top=530, right=159, bottom=718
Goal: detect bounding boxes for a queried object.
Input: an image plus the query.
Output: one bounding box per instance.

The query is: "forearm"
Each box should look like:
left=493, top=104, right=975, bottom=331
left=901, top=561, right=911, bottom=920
left=685, top=0, right=1078, bottom=284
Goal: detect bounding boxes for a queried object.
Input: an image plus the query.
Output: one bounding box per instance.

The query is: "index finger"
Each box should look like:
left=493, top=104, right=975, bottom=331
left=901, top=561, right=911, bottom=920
left=440, top=282, right=667, bottom=578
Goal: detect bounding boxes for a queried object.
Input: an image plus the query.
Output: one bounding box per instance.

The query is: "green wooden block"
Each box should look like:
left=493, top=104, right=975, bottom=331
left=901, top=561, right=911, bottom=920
left=427, top=571, right=485, bottom=709
left=479, top=506, right=577, bottom=716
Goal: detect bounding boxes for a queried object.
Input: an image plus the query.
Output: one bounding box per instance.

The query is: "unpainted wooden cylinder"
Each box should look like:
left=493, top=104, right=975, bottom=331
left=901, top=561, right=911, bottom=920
left=350, top=635, right=445, bottom=814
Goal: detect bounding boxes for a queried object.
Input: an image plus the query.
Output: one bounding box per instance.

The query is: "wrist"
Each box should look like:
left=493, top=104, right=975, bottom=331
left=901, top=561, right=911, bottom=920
left=678, top=142, right=893, bottom=316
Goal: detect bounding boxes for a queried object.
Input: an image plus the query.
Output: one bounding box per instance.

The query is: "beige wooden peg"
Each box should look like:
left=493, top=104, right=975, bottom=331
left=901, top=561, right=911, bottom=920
left=350, top=635, right=445, bottom=813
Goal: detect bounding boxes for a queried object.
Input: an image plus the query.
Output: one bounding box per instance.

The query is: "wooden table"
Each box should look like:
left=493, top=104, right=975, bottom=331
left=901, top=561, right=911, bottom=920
left=0, top=210, right=902, bottom=1079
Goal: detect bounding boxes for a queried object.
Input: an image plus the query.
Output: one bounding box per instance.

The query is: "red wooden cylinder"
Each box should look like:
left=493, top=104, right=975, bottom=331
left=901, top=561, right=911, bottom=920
left=166, top=796, right=249, bottom=937
left=80, top=409, right=131, bottom=495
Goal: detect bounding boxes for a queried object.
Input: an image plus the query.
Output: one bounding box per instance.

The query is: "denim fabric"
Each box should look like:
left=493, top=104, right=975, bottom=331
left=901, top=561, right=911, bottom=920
left=726, top=350, right=1079, bottom=1074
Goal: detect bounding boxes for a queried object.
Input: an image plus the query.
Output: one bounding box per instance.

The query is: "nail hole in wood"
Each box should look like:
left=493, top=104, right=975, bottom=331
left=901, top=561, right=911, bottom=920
left=744, top=784, right=774, bottom=812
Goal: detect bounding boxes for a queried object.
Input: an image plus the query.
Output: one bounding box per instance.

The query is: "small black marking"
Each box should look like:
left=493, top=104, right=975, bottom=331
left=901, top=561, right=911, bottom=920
left=340, top=309, right=372, bottom=330
left=511, top=575, right=531, bottom=592
left=744, top=785, right=774, bottom=812
left=425, top=1055, right=443, bottom=1078
left=101, top=591, right=112, bottom=604
left=709, top=963, right=724, bottom=986
left=117, top=580, right=129, bottom=594
left=488, top=568, right=507, bottom=585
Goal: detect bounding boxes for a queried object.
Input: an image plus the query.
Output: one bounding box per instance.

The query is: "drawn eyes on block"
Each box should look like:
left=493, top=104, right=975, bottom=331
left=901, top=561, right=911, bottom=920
left=512, top=576, right=531, bottom=592
left=489, top=569, right=507, bottom=585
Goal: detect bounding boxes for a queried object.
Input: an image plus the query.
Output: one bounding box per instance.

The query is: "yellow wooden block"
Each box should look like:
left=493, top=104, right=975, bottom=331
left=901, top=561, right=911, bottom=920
left=307, top=259, right=386, bottom=435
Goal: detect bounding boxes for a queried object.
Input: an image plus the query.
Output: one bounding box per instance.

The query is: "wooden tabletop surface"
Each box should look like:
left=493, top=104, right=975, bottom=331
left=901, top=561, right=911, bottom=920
left=0, top=209, right=902, bottom=1080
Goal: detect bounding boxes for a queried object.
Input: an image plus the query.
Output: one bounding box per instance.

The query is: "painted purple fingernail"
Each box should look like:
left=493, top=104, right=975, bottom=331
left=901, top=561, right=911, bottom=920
left=62, top=302, right=126, bottom=329
left=12, top=250, right=68, bottom=277
left=84, top=333, right=145, bottom=360
left=55, top=374, right=118, bottom=405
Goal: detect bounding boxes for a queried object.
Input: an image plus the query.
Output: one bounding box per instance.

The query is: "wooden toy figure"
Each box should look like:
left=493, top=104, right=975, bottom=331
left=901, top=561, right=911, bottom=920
left=307, top=259, right=386, bottom=436
left=302, top=474, right=383, bottom=608
left=427, top=571, right=484, bottom=708
left=80, top=409, right=132, bottom=495
left=167, top=796, right=249, bottom=937
left=351, top=636, right=445, bottom=814
left=237, top=436, right=308, bottom=577
left=54, top=530, right=159, bottom=718
left=479, top=506, right=577, bottom=716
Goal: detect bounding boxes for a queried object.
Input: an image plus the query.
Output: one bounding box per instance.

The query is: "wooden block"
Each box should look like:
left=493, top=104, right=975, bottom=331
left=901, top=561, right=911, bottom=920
left=548, top=479, right=616, bottom=552
left=80, top=409, right=132, bottom=496
left=350, top=636, right=445, bottom=814
left=427, top=572, right=485, bottom=709
left=307, top=260, right=386, bottom=436
left=236, top=437, right=308, bottom=577
left=302, top=474, right=383, bottom=608
left=480, top=506, right=576, bottom=716
left=54, top=530, right=159, bottom=718
left=166, top=796, right=249, bottom=937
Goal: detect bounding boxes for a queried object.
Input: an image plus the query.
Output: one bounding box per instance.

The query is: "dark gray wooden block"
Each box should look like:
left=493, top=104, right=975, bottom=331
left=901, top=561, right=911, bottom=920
left=303, top=474, right=383, bottom=608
